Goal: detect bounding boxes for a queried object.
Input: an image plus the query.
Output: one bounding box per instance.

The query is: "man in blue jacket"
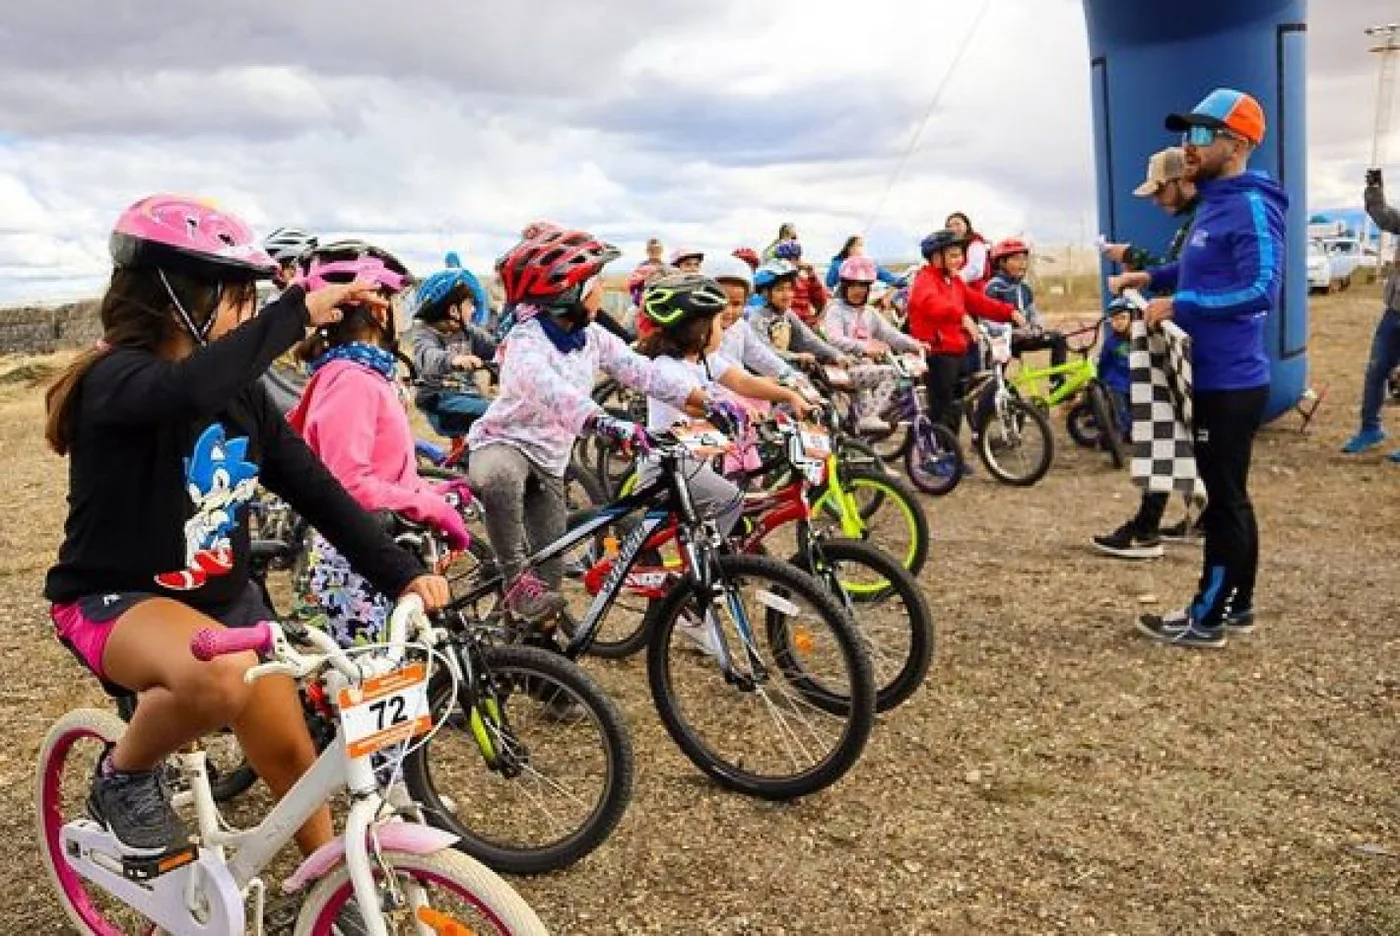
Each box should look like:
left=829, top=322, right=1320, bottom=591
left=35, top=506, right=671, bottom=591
left=1110, top=89, right=1286, bottom=649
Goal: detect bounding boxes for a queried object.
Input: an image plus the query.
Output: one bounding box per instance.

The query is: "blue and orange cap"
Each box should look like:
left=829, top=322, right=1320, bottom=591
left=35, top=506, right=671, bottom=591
left=1164, top=88, right=1266, bottom=146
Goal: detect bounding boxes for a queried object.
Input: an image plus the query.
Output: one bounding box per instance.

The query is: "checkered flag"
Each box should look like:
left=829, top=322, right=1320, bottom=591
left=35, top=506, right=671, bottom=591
left=1127, top=302, right=1206, bottom=503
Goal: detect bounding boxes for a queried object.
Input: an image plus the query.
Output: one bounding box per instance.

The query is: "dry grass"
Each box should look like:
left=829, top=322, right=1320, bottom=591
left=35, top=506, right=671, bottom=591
left=2, top=291, right=1399, bottom=933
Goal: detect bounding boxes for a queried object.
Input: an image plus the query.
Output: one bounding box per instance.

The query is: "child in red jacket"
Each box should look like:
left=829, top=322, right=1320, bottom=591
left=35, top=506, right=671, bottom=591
left=907, top=229, right=1023, bottom=435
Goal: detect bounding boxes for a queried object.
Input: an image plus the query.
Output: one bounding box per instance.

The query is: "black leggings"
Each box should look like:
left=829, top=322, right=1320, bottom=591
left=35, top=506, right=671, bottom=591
left=925, top=353, right=968, bottom=434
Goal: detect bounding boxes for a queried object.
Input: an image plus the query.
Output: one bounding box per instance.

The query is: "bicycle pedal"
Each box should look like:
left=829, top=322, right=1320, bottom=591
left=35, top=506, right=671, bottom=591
left=121, top=842, right=198, bottom=882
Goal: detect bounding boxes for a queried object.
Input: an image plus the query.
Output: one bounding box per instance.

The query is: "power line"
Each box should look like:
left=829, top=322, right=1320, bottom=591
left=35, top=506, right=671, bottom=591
left=863, top=0, right=992, bottom=234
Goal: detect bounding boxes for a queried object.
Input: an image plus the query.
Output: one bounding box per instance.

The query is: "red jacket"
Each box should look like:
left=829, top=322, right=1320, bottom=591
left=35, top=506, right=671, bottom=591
left=906, top=264, right=1015, bottom=355
left=791, top=273, right=829, bottom=326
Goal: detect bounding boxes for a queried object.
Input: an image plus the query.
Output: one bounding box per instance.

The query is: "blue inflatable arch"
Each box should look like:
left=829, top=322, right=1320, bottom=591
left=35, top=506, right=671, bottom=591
left=1083, top=0, right=1308, bottom=420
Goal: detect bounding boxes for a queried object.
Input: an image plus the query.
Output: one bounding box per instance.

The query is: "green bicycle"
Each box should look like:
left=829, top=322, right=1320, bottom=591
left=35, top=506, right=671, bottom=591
left=1003, top=321, right=1128, bottom=469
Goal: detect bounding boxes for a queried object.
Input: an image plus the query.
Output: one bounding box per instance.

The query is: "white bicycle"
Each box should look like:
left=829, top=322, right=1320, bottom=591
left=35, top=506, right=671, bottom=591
left=36, top=595, right=549, bottom=935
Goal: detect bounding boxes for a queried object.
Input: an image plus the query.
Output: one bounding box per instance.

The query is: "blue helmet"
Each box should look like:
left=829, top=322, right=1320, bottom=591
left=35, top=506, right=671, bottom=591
left=920, top=229, right=963, bottom=260
left=753, top=260, right=799, bottom=291
left=414, top=252, right=484, bottom=322
left=774, top=240, right=803, bottom=261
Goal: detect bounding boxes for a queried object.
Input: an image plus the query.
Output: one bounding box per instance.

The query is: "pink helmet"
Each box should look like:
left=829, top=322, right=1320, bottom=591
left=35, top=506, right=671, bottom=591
left=110, top=194, right=276, bottom=280
left=838, top=256, right=878, bottom=283
left=299, top=240, right=411, bottom=294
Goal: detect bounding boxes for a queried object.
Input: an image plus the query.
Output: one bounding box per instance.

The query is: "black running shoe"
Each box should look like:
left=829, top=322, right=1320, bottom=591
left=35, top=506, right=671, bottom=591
left=86, top=745, right=189, bottom=856
left=1092, top=522, right=1164, bottom=560
left=1136, top=610, right=1226, bottom=648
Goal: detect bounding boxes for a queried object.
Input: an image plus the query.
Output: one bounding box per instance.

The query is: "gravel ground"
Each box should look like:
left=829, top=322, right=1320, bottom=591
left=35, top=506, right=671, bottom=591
left=2, top=288, right=1399, bottom=933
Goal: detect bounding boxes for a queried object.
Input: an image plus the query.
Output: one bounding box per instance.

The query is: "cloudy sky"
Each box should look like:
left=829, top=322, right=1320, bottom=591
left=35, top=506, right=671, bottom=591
left=0, top=0, right=1394, bottom=302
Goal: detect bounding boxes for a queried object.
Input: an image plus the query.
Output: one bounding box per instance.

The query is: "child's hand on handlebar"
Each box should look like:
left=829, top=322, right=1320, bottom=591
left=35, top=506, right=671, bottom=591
left=784, top=390, right=818, bottom=419
left=452, top=354, right=484, bottom=370
left=401, top=573, right=451, bottom=611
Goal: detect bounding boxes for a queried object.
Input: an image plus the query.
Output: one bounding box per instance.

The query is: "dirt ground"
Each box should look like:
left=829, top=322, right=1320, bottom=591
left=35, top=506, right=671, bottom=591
left=2, top=287, right=1399, bottom=934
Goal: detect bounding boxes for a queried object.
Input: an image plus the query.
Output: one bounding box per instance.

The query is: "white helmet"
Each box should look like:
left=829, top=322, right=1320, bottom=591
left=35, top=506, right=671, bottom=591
left=708, top=255, right=753, bottom=291
left=669, top=245, right=704, bottom=265
left=263, top=226, right=318, bottom=263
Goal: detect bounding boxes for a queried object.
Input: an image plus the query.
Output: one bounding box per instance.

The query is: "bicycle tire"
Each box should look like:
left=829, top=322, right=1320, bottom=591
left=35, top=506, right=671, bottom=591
left=902, top=417, right=964, bottom=496
left=813, top=468, right=930, bottom=579
left=974, top=394, right=1055, bottom=486
left=294, top=848, right=548, bottom=935
left=1065, top=400, right=1100, bottom=449
left=1088, top=383, right=1128, bottom=469
left=37, top=708, right=158, bottom=934
left=403, top=644, right=634, bottom=875
left=645, top=553, right=875, bottom=800
left=791, top=540, right=935, bottom=712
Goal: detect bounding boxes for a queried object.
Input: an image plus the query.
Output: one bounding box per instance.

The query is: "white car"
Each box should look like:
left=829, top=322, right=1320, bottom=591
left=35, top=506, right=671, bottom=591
left=1321, top=237, right=1364, bottom=287
left=1307, top=240, right=1336, bottom=293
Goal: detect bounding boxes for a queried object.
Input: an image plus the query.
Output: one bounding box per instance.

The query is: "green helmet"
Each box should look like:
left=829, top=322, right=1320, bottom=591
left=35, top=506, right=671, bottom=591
left=640, top=273, right=728, bottom=328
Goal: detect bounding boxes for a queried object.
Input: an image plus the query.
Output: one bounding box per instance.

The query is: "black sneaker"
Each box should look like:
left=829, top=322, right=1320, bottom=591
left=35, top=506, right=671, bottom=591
left=1222, top=607, right=1255, bottom=635
left=87, top=745, right=189, bottom=856
left=1136, top=610, right=1226, bottom=648
left=1159, top=518, right=1205, bottom=545
left=1092, top=522, right=1164, bottom=560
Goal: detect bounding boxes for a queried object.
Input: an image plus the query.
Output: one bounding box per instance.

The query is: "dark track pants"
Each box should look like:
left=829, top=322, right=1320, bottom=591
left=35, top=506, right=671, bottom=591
left=1189, top=385, right=1268, bottom=627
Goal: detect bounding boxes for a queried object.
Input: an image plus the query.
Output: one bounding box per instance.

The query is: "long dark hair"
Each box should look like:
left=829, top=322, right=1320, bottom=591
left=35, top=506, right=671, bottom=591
left=636, top=311, right=719, bottom=361
left=836, top=235, right=861, bottom=261
left=946, top=212, right=976, bottom=238
left=45, top=269, right=253, bottom=456
left=293, top=299, right=392, bottom=365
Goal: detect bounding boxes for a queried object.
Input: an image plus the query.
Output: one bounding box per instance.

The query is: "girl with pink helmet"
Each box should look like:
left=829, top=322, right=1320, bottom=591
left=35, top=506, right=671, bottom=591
left=823, top=256, right=926, bottom=432
left=286, top=241, right=472, bottom=648
left=43, top=195, right=449, bottom=879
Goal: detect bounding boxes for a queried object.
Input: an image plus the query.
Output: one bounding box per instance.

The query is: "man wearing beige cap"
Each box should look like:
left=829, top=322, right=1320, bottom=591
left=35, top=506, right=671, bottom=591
left=1101, top=146, right=1199, bottom=273
left=1092, top=146, right=1201, bottom=561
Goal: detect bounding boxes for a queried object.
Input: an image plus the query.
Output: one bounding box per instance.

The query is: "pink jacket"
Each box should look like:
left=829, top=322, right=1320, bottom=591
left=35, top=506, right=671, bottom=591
left=288, top=359, right=462, bottom=535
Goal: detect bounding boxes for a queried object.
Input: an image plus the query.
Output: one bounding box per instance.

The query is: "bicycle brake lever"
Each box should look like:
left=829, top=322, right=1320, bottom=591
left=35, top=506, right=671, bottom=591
left=243, top=661, right=302, bottom=683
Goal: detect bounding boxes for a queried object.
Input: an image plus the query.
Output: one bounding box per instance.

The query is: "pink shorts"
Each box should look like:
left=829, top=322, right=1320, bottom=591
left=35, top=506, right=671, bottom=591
left=51, top=585, right=272, bottom=693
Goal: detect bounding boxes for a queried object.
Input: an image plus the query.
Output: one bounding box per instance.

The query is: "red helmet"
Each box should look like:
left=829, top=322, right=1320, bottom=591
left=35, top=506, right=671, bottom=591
left=732, top=247, right=761, bottom=271
left=990, top=237, right=1031, bottom=263
left=498, top=228, right=621, bottom=307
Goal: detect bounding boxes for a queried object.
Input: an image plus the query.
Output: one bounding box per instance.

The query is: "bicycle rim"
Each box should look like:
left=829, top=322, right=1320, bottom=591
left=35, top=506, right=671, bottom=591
left=646, top=554, right=874, bottom=799
left=903, top=418, right=963, bottom=496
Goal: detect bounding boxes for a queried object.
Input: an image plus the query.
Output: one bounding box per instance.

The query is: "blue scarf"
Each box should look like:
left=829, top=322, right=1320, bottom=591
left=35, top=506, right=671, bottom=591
left=535, top=309, right=589, bottom=355
left=310, top=342, right=397, bottom=381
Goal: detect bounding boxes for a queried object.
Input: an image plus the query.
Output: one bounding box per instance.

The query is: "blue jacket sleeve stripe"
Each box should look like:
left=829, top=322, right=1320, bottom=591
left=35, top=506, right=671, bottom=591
left=1174, top=191, right=1275, bottom=316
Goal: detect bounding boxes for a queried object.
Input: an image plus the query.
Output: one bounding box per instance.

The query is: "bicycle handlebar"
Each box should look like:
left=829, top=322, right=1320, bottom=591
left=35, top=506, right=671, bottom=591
left=189, top=594, right=430, bottom=685
left=191, top=621, right=274, bottom=661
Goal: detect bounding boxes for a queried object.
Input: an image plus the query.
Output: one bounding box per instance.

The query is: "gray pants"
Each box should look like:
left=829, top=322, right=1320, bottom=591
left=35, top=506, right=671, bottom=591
left=638, top=455, right=743, bottom=536
left=468, top=444, right=567, bottom=586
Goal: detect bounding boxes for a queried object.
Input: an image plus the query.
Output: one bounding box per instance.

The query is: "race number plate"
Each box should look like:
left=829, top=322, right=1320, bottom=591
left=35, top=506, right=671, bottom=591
left=338, top=663, right=431, bottom=759
left=799, top=423, right=831, bottom=460
left=673, top=419, right=731, bottom=457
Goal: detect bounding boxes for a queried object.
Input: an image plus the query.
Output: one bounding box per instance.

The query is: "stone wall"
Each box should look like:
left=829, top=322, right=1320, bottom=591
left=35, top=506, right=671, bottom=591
left=0, top=300, right=101, bottom=354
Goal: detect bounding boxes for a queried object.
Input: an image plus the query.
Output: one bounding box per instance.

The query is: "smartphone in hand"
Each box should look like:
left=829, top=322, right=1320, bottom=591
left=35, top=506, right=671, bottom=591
left=1367, top=168, right=1383, bottom=187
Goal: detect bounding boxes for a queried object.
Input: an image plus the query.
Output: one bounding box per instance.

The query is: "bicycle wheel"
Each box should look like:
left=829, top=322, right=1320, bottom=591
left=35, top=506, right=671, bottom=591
left=1065, top=400, right=1100, bottom=449
left=646, top=553, right=875, bottom=800
left=792, top=539, right=935, bottom=712
left=294, top=848, right=548, bottom=935
left=404, top=644, right=633, bottom=875
left=974, top=394, right=1055, bottom=486
left=1088, top=383, right=1128, bottom=469
left=902, top=416, right=964, bottom=496
left=813, top=468, right=929, bottom=579
left=37, top=708, right=163, bottom=934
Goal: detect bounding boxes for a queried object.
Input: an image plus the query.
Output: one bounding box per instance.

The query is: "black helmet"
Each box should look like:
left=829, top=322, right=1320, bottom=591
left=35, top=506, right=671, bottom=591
left=641, top=273, right=728, bottom=328
left=920, top=229, right=964, bottom=260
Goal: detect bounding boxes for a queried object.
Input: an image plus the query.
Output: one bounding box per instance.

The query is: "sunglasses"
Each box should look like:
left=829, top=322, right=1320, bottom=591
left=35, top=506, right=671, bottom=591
left=1182, top=125, right=1243, bottom=148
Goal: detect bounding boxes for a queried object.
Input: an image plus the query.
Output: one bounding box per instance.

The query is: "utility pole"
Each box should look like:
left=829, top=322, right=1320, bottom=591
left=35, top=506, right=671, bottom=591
left=1366, top=23, right=1399, bottom=264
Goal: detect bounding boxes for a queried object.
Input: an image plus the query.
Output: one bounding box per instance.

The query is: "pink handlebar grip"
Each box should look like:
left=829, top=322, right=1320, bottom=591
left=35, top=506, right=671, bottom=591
left=190, top=621, right=274, bottom=662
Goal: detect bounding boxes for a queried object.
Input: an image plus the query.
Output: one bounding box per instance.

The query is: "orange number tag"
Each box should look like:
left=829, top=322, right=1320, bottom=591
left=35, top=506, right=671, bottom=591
left=338, top=663, right=431, bottom=759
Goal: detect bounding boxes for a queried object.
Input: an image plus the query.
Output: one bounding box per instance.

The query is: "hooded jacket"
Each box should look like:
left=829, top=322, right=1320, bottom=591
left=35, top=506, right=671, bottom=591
left=1146, top=170, right=1287, bottom=392
left=906, top=264, right=1016, bottom=355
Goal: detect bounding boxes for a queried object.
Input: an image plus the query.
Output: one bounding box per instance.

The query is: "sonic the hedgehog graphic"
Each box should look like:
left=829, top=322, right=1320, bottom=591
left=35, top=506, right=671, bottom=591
left=155, top=423, right=260, bottom=591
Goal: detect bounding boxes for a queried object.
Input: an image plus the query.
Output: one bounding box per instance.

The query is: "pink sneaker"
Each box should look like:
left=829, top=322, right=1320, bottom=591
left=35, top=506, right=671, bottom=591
left=503, top=571, right=566, bottom=625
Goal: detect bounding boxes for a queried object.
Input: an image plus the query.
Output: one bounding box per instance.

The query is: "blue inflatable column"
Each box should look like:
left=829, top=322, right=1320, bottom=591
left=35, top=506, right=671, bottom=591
left=1083, top=0, right=1308, bottom=420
